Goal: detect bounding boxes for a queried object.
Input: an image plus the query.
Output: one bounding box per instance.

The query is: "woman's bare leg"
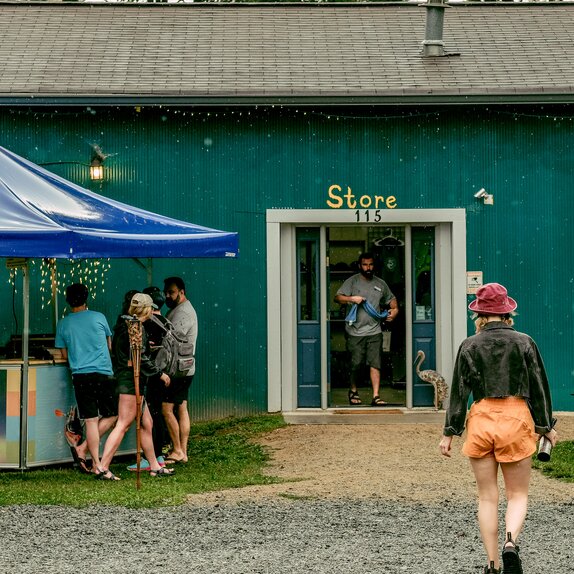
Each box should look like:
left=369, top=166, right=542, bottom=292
left=500, top=456, right=532, bottom=544
left=140, top=406, right=161, bottom=470
left=99, top=394, right=136, bottom=471
left=470, top=456, right=501, bottom=570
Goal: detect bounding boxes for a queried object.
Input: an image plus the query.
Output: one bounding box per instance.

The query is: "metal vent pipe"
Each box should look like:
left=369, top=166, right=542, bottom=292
left=421, top=0, right=448, bottom=57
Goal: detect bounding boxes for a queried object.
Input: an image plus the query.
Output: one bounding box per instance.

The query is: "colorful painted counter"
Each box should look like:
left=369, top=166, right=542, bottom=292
left=0, top=360, right=134, bottom=469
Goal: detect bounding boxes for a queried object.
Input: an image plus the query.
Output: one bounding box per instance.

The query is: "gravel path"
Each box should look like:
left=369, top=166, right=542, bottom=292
left=0, top=501, right=572, bottom=574
left=1, top=418, right=572, bottom=574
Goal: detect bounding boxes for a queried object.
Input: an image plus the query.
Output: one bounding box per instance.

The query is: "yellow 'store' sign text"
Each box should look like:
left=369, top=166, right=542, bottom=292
left=326, top=185, right=397, bottom=209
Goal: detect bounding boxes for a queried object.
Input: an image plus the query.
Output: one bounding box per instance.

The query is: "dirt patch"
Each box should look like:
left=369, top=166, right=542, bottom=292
left=187, top=415, right=574, bottom=506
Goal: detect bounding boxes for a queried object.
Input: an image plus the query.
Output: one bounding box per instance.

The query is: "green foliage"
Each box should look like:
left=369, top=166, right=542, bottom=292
left=0, top=414, right=287, bottom=508
left=532, top=440, right=574, bottom=482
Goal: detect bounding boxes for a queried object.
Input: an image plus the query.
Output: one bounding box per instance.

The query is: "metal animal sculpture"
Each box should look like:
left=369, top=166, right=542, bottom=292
left=414, top=350, right=448, bottom=410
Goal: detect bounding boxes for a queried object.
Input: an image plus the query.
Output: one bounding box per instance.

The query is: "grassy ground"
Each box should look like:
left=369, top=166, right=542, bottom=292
left=0, top=414, right=287, bottom=508
left=1, top=416, right=572, bottom=508
left=532, top=439, right=574, bottom=482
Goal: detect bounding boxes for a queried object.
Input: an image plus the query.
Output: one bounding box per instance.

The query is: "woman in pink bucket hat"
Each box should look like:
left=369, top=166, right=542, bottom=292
left=439, top=283, right=557, bottom=574
left=468, top=282, right=517, bottom=315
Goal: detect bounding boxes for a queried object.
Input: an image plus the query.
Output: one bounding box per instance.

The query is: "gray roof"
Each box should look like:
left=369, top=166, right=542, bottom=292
left=1, top=2, right=574, bottom=105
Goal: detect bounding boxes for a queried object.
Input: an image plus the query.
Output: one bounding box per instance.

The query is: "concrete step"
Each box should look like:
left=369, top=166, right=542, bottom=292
left=282, top=408, right=445, bottom=425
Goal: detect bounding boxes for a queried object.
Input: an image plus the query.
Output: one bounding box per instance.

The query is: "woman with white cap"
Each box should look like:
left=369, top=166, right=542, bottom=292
left=439, top=283, right=557, bottom=574
left=96, top=293, right=174, bottom=480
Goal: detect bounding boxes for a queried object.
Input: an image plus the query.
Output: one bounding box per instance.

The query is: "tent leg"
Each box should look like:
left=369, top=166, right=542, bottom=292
left=19, top=262, right=30, bottom=470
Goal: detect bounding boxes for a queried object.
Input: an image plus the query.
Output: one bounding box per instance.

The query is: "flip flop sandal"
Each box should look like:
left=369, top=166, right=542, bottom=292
left=70, top=446, right=91, bottom=473
left=127, top=459, right=151, bottom=472
left=78, top=458, right=92, bottom=475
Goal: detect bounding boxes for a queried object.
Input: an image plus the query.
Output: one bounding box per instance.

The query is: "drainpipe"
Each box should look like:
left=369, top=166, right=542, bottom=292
left=421, top=0, right=448, bottom=57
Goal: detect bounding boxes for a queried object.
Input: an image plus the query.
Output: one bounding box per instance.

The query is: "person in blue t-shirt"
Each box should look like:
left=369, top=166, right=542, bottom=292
left=55, top=283, right=118, bottom=474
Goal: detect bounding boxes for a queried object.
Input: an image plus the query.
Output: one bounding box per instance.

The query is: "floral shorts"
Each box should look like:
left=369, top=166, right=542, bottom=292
left=462, top=397, right=537, bottom=463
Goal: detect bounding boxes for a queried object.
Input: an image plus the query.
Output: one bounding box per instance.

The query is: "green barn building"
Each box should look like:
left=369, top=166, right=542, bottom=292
left=0, top=2, right=572, bottom=464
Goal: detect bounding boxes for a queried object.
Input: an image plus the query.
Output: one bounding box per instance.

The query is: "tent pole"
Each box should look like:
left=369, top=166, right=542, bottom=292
left=19, top=261, right=30, bottom=470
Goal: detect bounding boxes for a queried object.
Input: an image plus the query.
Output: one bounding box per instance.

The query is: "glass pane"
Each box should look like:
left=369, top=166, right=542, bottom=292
left=298, top=240, right=317, bottom=321
left=413, top=228, right=434, bottom=321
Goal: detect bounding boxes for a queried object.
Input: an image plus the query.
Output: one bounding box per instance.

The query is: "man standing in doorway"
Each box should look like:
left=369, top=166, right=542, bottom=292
left=335, top=252, right=398, bottom=406
left=55, top=283, right=118, bottom=473
left=162, top=276, right=198, bottom=465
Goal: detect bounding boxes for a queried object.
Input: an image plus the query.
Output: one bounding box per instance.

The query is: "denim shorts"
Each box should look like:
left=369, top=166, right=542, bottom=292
left=462, top=397, right=537, bottom=463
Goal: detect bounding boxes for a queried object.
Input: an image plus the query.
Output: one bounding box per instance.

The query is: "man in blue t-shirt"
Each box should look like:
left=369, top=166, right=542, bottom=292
left=55, top=283, right=118, bottom=474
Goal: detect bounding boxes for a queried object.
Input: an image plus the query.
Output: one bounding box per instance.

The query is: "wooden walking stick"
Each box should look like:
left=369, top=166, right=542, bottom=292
left=126, top=317, right=143, bottom=490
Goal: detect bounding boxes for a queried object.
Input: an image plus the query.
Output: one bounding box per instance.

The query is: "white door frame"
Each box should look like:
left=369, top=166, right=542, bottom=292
left=266, top=209, right=467, bottom=413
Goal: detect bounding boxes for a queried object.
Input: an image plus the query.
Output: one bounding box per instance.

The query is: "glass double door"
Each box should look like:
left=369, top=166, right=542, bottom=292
left=296, top=225, right=437, bottom=409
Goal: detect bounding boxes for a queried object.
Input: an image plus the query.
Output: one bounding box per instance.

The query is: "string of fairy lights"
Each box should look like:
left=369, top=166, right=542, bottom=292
left=8, top=106, right=574, bottom=123
left=8, top=258, right=112, bottom=316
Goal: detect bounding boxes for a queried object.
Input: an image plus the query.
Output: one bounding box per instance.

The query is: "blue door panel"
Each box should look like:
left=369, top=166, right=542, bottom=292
left=412, top=227, right=437, bottom=407
left=413, top=334, right=436, bottom=406
left=296, top=229, right=321, bottom=407
left=298, top=336, right=321, bottom=407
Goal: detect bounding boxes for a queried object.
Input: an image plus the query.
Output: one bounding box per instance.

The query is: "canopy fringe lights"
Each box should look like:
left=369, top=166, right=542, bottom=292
left=7, top=258, right=112, bottom=314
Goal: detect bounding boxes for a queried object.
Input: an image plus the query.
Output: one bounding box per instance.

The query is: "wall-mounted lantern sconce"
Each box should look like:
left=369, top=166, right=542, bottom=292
left=474, top=188, right=494, bottom=205
left=90, top=156, right=104, bottom=180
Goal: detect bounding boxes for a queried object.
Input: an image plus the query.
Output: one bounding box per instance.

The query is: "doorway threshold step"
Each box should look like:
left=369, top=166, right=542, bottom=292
left=333, top=409, right=404, bottom=415
left=282, top=409, right=444, bottom=425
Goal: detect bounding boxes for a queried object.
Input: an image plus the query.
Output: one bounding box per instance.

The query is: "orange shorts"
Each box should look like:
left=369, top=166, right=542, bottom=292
left=462, top=397, right=537, bottom=463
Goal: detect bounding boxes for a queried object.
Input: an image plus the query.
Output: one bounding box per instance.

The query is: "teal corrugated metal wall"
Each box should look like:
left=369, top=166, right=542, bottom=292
left=0, top=105, right=572, bottom=413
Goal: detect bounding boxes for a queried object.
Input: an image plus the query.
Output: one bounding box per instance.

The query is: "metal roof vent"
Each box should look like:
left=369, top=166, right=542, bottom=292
left=421, top=0, right=448, bottom=57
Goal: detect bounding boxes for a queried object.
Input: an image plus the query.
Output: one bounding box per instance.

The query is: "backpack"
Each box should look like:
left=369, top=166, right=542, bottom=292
left=149, top=314, right=195, bottom=377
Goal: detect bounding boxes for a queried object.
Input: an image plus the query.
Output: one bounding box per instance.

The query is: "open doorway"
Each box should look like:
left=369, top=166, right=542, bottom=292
left=328, top=226, right=407, bottom=407
left=266, top=208, right=467, bottom=415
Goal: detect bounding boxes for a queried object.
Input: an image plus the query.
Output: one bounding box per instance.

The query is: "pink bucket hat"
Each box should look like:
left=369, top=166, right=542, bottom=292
left=468, top=283, right=517, bottom=315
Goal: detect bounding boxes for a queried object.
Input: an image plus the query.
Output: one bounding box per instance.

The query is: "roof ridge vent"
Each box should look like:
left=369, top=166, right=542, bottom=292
left=421, top=0, right=448, bottom=57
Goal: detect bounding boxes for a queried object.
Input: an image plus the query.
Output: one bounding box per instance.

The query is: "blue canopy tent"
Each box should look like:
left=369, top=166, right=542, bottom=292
left=0, top=146, right=238, bottom=259
left=0, top=145, right=238, bottom=469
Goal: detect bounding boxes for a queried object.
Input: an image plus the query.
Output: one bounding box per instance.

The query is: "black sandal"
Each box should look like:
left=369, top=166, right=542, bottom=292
left=502, top=533, right=522, bottom=574
left=371, top=396, right=388, bottom=406
left=348, top=389, right=362, bottom=405
left=484, top=561, right=501, bottom=574
left=149, top=467, right=175, bottom=478
left=95, top=468, right=121, bottom=481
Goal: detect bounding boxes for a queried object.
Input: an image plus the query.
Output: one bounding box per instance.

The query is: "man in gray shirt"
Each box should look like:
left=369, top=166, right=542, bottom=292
left=335, top=252, right=398, bottom=406
left=162, top=276, right=198, bottom=465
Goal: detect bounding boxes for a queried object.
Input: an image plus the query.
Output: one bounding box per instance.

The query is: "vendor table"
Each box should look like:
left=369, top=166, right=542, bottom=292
left=0, top=360, right=134, bottom=469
